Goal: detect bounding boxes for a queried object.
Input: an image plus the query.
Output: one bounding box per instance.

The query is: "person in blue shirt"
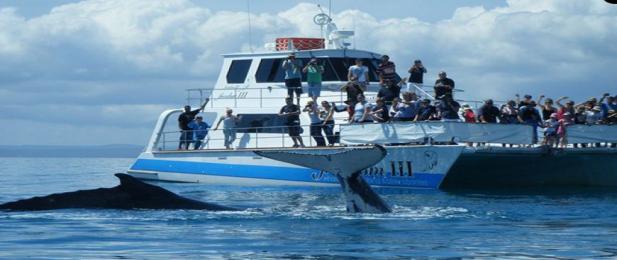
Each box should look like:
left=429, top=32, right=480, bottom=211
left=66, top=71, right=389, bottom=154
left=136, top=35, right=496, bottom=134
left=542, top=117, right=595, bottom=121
left=188, top=116, right=210, bottom=150
left=282, top=53, right=303, bottom=105
left=599, top=93, right=617, bottom=121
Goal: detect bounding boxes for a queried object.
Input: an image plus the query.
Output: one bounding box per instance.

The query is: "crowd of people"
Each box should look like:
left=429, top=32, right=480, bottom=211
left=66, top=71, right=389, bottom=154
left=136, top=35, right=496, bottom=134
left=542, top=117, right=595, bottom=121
left=176, top=54, right=617, bottom=150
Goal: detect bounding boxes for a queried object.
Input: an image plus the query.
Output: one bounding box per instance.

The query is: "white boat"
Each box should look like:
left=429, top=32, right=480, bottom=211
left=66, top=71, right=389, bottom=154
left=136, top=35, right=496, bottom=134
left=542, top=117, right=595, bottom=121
left=127, top=11, right=617, bottom=189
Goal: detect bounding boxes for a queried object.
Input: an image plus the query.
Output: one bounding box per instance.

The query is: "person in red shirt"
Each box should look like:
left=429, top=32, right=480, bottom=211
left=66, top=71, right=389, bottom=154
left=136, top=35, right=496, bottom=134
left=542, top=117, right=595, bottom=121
left=460, top=104, right=476, bottom=123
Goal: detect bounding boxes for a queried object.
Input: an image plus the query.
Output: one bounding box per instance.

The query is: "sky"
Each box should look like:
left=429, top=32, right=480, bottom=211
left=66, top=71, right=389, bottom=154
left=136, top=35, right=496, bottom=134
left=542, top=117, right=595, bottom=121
left=0, top=0, right=616, bottom=145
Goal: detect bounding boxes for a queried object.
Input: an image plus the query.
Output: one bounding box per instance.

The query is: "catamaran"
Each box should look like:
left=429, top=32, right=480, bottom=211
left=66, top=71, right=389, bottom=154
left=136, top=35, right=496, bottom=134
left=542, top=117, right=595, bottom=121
left=127, top=10, right=617, bottom=189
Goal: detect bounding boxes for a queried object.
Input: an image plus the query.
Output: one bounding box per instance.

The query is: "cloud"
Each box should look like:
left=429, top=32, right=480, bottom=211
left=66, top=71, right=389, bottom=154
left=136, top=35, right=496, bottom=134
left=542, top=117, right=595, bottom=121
left=0, top=0, right=616, bottom=144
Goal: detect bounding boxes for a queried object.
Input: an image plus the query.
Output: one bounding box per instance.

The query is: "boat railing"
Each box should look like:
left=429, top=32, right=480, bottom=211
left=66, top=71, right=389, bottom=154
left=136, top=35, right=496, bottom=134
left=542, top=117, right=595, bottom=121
left=155, top=122, right=347, bottom=151
left=184, top=84, right=476, bottom=109
left=185, top=86, right=352, bottom=109
left=154, top=118, right=617, bottom=152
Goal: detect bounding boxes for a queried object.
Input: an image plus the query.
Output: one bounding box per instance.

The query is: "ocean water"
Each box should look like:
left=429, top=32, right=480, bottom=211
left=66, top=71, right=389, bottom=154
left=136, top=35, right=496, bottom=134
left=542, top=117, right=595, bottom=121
left=1, top=158, right=617, bottom=259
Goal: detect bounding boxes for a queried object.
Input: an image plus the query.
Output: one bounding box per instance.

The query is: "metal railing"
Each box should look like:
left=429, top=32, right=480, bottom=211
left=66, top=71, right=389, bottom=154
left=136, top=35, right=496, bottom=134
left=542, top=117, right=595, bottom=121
left=156, top=123, right=345, bottom=151
left=184, top=83, right=472, bottom=109
left=185, top=86, right=352, bottom=109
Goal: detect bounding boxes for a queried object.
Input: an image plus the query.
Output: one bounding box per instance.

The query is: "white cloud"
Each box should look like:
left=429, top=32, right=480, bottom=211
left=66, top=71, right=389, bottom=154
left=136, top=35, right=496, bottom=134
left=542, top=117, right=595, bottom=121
left=0, top=0, right=616, bottom=144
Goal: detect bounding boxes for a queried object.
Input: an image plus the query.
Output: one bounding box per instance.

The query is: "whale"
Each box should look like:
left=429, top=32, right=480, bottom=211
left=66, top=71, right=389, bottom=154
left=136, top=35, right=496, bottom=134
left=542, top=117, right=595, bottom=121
left=255, top=145, right=392, bottom=213
left=0, top=173, right=238, bottom=211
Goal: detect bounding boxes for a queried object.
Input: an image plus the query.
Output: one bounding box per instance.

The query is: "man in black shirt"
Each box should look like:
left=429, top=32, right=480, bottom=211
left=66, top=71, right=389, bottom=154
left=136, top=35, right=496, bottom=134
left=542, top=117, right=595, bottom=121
left=478, top=99, right=500, bottom=123
left=408, top=59, right=427, bottom=84
left=178, top=98, right=209, bottom=150
left=279, top=97, right=305, bottom=148
left=377, top=84, right=400, bottom=105
left=434, top=71, right=455, bottom=100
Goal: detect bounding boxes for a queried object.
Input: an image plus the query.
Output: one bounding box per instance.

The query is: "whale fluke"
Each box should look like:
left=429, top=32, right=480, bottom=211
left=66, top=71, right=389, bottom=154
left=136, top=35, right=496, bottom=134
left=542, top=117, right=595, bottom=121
left=0, top=173, right=238, bottom=211
left=255, top=145, right=392, bottom=213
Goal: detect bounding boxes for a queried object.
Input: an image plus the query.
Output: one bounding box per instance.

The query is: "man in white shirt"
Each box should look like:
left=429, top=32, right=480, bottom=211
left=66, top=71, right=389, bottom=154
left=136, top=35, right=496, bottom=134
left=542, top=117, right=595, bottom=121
left=347, top=59, right=369, bottom=90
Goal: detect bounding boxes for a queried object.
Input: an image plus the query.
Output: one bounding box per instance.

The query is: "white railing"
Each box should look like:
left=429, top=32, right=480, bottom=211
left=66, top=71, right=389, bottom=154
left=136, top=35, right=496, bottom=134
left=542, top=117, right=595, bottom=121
left=156, top=123, right=343, bottom=151
left=185, top=86, right=352, bottom=109
left=184, top=83, right=474, bottom=109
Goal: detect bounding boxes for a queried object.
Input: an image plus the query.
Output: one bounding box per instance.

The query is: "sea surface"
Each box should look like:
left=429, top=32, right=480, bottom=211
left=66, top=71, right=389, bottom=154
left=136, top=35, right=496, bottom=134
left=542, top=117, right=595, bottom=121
left=1, top=157, right=617, bottom=259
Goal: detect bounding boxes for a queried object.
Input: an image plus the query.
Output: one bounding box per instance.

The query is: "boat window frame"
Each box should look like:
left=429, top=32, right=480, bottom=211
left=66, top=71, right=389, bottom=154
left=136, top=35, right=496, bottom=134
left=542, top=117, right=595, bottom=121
left=226, top=59, right=253, bottom=84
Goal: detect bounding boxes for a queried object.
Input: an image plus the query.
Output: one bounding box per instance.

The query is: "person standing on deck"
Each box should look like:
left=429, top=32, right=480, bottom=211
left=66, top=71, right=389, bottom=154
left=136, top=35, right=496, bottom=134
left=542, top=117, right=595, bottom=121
left=178, top=98, right=209, bottom=150
left=518, top=101, right=542, bottom=144
left=303, top=100, right=326, bottom=146
left=376, top=55, right=397, bottom=88
left=348, top=59, right=369, bottom=90
left=537, top=95, right=557, bottom=121
left=434, top=71, right=454, bottom=100
left=188, top=116, right=210, bottom=150
left=302, top=58, right=324, bottom=103
left=213, top=108, right=240, bottom=149
left=282, top=53, right=303, bottom=105
left=279, top=97, right=305, bottom=148
left=408, top=59, right=427, bottom=85
left=319, top=101, right=337, bottom=146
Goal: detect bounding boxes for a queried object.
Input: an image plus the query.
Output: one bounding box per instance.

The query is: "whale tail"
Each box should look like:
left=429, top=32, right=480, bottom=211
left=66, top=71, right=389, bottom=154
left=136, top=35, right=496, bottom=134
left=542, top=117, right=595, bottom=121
left=255, top=145, right=391, bottom=213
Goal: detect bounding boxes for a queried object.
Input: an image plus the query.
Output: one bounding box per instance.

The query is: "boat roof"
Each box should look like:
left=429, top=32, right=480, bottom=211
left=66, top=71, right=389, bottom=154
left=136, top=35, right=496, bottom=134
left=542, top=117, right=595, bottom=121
left=222, top=48, right=383, bottom=59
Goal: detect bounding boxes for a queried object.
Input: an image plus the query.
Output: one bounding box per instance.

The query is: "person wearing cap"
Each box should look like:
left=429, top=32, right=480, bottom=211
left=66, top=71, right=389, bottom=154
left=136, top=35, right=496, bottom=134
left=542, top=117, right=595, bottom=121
left=282, top=53, right=303, bottom=105
left=460, top=104, right=476, bottom=123
left=177, top=98, right=210, bottom=150
left=515, top=94, right=533, bottom=108
left=302, top=58, right=324, bottom=103
left=478, top=99, right=500, bottom=123
left=376, top=55, right=397, bottom=87
left=408, top=59, right=427, bottom=85
left=188, top=116, right=210, bottom=150
left=348, top=59, right=369, bottom=90
left=434, top=71, right=455, bottom=100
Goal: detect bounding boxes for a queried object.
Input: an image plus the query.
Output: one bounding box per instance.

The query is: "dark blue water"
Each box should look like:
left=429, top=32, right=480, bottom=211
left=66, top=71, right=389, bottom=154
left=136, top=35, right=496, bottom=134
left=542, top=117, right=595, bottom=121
left=1, top=157, right=617, bottom=259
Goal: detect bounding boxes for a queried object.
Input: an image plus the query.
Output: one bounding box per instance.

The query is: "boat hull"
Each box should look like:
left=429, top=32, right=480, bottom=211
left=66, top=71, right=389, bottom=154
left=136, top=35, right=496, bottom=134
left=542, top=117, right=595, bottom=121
left=127, top=146, right=464, bottom=189
left=441, top=147, right=617, bottom=189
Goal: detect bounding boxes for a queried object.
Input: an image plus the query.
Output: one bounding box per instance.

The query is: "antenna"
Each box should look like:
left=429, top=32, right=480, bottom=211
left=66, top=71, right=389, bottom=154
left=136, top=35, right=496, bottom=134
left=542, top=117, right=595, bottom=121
left=247, top=0, right=254, bottom=53
left=328, top=0, right=331, bottom=19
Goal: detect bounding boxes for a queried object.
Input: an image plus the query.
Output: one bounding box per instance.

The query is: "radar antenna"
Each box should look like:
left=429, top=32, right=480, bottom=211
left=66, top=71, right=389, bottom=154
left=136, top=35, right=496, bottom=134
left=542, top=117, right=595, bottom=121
left=313, top=2, right=354, bottom=49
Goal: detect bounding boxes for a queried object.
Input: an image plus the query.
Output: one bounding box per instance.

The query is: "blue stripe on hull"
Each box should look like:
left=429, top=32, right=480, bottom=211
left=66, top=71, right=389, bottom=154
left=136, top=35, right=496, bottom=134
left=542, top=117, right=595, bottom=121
left=130, top=159, right=445, bottom=189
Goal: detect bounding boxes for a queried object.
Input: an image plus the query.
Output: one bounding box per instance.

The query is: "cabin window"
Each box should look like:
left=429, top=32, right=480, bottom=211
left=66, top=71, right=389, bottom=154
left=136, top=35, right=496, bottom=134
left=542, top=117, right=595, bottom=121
left=226, top=59, right=252, bottom=84
left=235, top=113, right=289, bottom=134
left=255, top=59, right=285, bottom=83
left=255, top=57, right=395, bottom=83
